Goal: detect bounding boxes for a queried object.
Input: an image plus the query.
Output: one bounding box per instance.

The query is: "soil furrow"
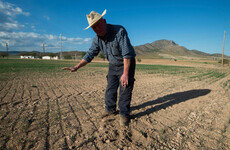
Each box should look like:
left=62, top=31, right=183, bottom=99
left=0, top=80, right=14, bottom=103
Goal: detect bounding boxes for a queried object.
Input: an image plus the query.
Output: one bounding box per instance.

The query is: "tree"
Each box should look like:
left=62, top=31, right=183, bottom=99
left=0, top=52, right=8, bottom=58
left=19, top=52, right=28, bottom=56
left=30, top=52, right=37, bottom=57
left=137, top=58, right=141, bottom=63
left=64, top=55, right=72, bottom=59
left=38, top=55, right=42, bottom=59
left=46, top=53, right=56, bottom=57
left=19, top=51, right=39, bottom=57
left=218, top=59, right=230, bottom=66
left=81, top=52, right=86, bottom=58
left=99, top=53, right=105, bottom=61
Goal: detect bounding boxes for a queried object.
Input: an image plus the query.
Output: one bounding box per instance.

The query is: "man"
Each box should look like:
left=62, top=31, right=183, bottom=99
left=62, top=9, right=136, bottom=126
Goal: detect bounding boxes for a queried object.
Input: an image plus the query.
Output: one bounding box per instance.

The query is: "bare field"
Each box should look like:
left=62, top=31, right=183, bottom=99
left=0, top=59, right=230, bottom=150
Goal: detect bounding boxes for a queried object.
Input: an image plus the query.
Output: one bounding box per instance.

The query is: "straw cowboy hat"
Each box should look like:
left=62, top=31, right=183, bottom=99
left=84, top=9, right=107, bottom=30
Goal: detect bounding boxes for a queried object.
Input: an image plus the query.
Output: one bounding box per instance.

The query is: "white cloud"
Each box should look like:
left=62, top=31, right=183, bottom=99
left=0, top=1, right=30, bottom=17
left=44, top=16, right=50, bottom=21
left=84, top=38, right=91, bottom=42
left=61, top=36, right=67, bottom=41
left=0, top=1, right=91, bottom=52
left=0, top=22, right=24, bottom=31
left=0, top=0, right=29, bottom=32
left=0, top=31, right=91, bottom=51
left=0, top=31, right=43, bottom=47
left=63, top=37, right=92, bottom=45
left=45, top=34, right=58, bottom=40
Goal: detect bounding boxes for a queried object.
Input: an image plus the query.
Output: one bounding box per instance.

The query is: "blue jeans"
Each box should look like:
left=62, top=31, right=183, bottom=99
left=105, top=58, right=135, bottom=117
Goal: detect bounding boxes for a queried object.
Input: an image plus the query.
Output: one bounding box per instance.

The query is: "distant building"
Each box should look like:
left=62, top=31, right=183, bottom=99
left=42, top=56, right=58, bottom=60
left=20, top=56, right=35, bottom=59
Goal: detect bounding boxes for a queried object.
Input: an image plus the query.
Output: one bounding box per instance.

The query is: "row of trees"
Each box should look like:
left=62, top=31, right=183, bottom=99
left=19, top=52, right=57, bottom=57
left=63, top=52, right=106, bottom=60
left=0, top=52, right=8, bottom=58
left=218, top=59, right=230, bottom=66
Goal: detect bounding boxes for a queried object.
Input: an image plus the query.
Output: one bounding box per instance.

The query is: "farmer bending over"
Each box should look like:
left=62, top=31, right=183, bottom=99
left=62, top=9, right=136, bottom=126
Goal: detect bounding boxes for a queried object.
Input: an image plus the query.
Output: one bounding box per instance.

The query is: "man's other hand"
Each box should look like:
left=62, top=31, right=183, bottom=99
left=120, top=74, right=128, bottom=87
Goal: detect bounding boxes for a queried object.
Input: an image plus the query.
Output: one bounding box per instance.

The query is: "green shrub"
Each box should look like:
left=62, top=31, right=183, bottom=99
left=81, top=52, right=87, bottom=58
left=99, top=53, right=105, bottom=61
left=137, top=58, right=141, bottom=62
left=218, top=59, right=230, bottom=65
left=64, top=55, right=72, bottom=59
left=0, top=52, right=8, bottom=58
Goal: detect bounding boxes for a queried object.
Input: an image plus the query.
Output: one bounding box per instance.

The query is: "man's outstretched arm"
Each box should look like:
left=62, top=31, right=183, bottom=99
left=62, top=59, right=88, bottom=72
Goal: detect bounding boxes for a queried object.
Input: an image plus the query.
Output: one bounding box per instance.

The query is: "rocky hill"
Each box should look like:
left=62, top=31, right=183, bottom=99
left=134, top=39, right=228, bottom=59
left=2, top=39, right=229, bottom=60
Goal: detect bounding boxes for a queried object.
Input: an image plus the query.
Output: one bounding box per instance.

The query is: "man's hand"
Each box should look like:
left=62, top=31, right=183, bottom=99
left=120, top=58, right=131, bottom=87
left=120, top=74, right=128, bottom=87
left=62, top=67, right=78, bottom=72
left=62, top=59, right=88, bottom=72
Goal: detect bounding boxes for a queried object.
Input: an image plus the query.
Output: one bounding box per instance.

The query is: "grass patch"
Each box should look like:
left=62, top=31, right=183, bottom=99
left=136, top=64, right=194, bottom=75
left=209, top=72, right=226, bottom=79
left=223, top=80, right=230, bottom=88
left=190, top=70, right=228, bottom=82
left=184, top=61, right=217, bottom=65
left=0, top=59, right=78, bottom=73
left=0, top=59, right=109, bottom=74
left=217, top=119, right=230, bottom=149
left=0, top=59, right=193, bottom=75
left=0, top=59, right=229, bottom=83
left=190, top=71, right=214, bottom=79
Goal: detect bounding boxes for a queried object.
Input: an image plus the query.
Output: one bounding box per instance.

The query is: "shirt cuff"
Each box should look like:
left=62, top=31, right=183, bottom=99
left=83, top=54, right=92, bottom=63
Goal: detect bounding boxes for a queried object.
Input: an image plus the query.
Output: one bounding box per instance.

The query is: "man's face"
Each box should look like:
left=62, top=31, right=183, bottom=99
left=91, top=18, right=107, bottom=37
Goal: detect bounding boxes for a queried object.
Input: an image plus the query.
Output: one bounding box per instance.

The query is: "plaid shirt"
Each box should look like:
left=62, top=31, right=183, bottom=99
left=83, top=24, right=136, bottom=66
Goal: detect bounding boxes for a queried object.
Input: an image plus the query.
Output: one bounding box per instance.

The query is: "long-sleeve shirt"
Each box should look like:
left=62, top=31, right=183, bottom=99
left=83, top=24, right=136, bottom=66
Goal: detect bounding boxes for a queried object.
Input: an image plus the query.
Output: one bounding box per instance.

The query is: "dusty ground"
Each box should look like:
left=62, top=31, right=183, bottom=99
left=0, top=61, right=230, bottom=150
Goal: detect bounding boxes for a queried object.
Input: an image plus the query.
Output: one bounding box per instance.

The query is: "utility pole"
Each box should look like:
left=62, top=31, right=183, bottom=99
left=6, top=43, right=8, bottom=59
left=60, top=33, right=62, bottom=60
left=43, top=43, right=45, bottom=56
left=222, top=31, right=226, bottom=66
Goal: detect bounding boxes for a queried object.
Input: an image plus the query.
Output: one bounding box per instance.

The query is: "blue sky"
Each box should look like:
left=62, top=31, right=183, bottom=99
left=0, top=0, right=230, bottom=56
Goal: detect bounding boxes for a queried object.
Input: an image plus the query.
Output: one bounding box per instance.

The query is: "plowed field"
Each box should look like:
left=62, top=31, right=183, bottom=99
left=0, top=59, right=230, bottom=150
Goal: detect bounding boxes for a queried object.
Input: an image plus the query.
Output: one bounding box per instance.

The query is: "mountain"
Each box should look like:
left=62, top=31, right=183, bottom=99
left=1, top=40, right=229, bottom=59
left=134, top=39, right=229, bottom=59
left=0, top=51, right=22, bottom=55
